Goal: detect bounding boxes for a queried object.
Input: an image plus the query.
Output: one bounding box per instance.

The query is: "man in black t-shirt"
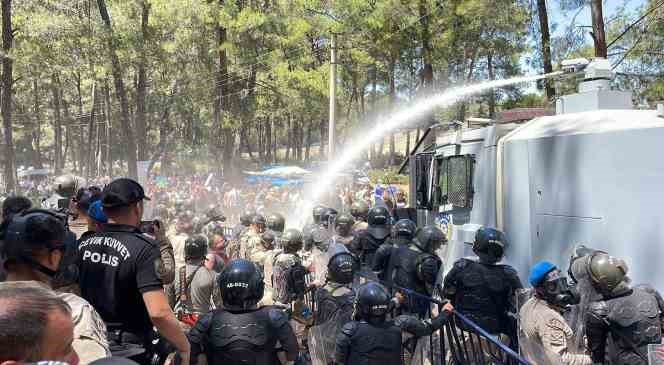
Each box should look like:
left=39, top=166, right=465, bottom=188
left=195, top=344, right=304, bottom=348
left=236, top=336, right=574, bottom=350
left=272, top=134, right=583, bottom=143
left=78, top=178, right=190, bottom=365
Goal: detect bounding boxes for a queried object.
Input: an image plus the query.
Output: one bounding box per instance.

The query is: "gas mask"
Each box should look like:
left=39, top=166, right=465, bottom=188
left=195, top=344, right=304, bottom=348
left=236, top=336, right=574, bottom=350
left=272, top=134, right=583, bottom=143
left=539, top=269, right=580, bottom=307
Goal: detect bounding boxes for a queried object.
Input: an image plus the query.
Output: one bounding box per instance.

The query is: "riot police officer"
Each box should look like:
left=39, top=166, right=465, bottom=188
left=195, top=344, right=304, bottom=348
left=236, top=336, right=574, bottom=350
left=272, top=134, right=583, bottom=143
left=372, top=218, right=416, bottom=282
left=42, top=174, right=77, bottom=210
left=180, top=259, right=299, bottom=365
left=243, top=214, right=267, bottom=260
left=266, top=212, right=286, bottom=234
left=77, top=178, right=190, bottom=365
left=303, top=205, right=327, bottom=251
left=349, top=200, right=369, bottom=232
left=167, top=234, right=221, bottom=329
left=232, top=210, right=254, bottom=241
left=520, top=261, right=590, bottom=365
left=579, top=252, right=664, bottom=365
left=314, top=245, right=358, bottom=326
left=390, top=225, right=444, bottom=316
left=351, top=206, right=391, bottom=266
left=442, top=227, right=523, bottom=344
left=272, top=229, right=307, bottom=306
left=329, top=212, right=355, bottom=247
left=310, top=245, right=358, bottom=365
left=335, top=282, right=453, bottom=365
left=310, top=208, right=337, bottom=253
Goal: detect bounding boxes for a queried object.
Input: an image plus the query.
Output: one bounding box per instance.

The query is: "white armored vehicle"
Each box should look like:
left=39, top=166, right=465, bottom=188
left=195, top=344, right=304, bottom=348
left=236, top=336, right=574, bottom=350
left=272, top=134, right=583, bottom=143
left=408, top=58, right=664, bottom=292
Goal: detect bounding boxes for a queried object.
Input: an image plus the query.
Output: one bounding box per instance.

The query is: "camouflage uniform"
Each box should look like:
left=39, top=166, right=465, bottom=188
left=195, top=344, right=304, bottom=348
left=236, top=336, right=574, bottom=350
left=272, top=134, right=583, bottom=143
left=520, top=296, right=592, bottom=365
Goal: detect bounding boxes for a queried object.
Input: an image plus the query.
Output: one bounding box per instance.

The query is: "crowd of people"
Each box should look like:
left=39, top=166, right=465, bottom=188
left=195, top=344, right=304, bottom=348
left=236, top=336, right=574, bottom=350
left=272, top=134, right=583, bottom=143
left=0, top=173, right=663, bottom=365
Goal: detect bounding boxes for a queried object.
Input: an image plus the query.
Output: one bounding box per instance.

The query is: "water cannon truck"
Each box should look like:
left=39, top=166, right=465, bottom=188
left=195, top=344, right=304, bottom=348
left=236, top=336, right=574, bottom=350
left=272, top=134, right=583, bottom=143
left=407, top=58, right=664, bottom=292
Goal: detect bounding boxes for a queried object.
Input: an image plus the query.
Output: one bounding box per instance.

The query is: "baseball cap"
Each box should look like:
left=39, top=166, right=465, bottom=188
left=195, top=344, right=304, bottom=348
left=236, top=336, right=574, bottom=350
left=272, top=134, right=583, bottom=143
left=102, top=178, right=151, bottom=208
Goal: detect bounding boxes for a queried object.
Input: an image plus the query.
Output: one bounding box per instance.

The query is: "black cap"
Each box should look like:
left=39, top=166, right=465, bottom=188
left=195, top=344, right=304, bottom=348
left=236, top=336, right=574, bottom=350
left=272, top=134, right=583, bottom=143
left=102, top=178, right=151, bottom=208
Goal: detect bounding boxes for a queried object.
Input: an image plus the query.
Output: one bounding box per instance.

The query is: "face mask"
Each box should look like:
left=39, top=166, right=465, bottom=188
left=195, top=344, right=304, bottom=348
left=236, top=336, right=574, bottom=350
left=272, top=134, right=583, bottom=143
left=541, top=270, right=580, bottom=306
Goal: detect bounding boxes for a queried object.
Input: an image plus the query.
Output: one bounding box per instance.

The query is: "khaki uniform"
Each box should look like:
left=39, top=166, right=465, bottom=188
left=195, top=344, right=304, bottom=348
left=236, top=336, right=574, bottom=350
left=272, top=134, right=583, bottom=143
left=60, top=292, right=111, bottom=364
left=519, top=296, right=592, bottom=365
left=169, top=232, right=188, bottom=271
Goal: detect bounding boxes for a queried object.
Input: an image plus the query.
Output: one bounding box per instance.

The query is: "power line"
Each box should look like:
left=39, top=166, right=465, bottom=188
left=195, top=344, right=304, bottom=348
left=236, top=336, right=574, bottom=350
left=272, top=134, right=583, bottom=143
left=607, top=0, right=664, bottom=49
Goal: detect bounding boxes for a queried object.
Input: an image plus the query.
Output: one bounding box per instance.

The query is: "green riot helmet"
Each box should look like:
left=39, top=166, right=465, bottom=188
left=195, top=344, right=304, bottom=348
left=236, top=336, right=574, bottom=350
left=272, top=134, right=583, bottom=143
left=53, top=174, right=77, bottom=198
left=334, top=213, right=355, bottom=237
left=312, top=205, right=327, bottom=224
left=266, top=213, right=285, bottom=233
left=320, top=208, right=338, bottom=228
left=281, top=228, right=304, bottom=253
left=587, top=253, right=629, bottom=296
left=350, top=201, right=369, bottom=221
left=240, top=210, right=255, bottom=226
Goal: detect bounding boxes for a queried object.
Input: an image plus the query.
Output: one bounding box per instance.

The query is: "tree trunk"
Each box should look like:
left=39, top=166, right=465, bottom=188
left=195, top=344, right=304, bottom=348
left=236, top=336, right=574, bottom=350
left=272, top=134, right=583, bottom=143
left=405, top=130, right=411, bottom=157
left=305, top=122, right=312, bottom=161
left=32, top=79, right=43, bottom=168
left=590, top=0, right=607, bottom=58
left=318, top=119, right=326, bottom=160
left=285, top=113, right=291, bottom=161
left=51, top=74, right=63, bottom=173
left=537, top=0, right=555, bottom=100
left=1, top=0, right=14, bottom=192
left=63, top=100, right=71, bottom=167
left=265, top=116, right=272, bottom=161
left=98, top=0, right=138, bottom=178
left=86, top=83, right=97, bottom=179
left=487, top=51, right=496, bottom=118
left=388, top=60, right=396, bottom=166
left=135, top=0, right=150, bottom=161
left=104, top=80, right=113, bottom=175
left=75, top=74, right=84, bottom=174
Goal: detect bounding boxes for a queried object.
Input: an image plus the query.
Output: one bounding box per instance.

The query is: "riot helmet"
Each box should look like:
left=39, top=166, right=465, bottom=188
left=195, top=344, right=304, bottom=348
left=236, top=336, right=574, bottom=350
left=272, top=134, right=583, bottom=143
left=568, top=244, right=606, bottom=284
left=334, top=213, right=355, bottom=237
left=312, top=205, right=327, bottom=224
left=327, top=245, right=357, bottom=284
left=1, top=209, right=75, bottom=278
left=587, top=253, right=629, bottom=296
left=367, top=206, right=390, bottom=226
left=251, top=214, right=267, bottom=233
left=350, top=200, right=369, bottom=221
left=53, top=174, right=77, bottom=198
left=392, top=219, right=417, bottom=240
left=206, top=205, right=226, bottom=223
left=240, top=210, right=255, bottom=226
left=266, top=213, right=286, bottom=233
left=354, top=282, right=391, bottom=323
left=261, top=230, right=276, bottom=250
left=414, top=225, right=446, bottom=253
left=185, top=234, right=208, bottom=261
left=472, top=227, right=507, bottom=264
left=281, top=228, right=304, bottom=253
left=320, top=208, right=338, bottom=228
left=529, top=261, right=580, bottom=307
left=217, top=259, right=265, bottom=310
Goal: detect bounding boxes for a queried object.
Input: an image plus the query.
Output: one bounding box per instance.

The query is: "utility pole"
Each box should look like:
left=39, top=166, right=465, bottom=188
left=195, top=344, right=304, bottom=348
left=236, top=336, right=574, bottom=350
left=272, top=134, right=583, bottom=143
left=328, top=33, right=337, bottom=161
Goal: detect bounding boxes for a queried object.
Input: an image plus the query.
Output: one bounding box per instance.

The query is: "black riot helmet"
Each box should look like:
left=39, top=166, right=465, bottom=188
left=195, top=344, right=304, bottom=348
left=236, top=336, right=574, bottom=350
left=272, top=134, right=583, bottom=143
left=335, top=213, right=355, bottom=237
left=392, top=219, right=417, bottom=240
left=281, top=228, right=304, bottom=253
left=472, top=227, right=507, bottom=264
left=327, top=245, right=357, bottom=284
left=240, top=210, right=255, bottom=226
left=217, top=259, right=265, bottom=310
left=53, top=174, right=77, bottom=198
left=414, top=225, right=446, bottom=253
left=205, top=205, right=226, bottom=223
left=320, top=208, right=338, bottom=228
left=1, top=209, right=75, bottom=278
left=266, top=213, right=285, bottom=233
left=312, top=205, right=327, bottom=224
left=354, top=282, right=391, bottom=324
left=367, top=206, right=390, bottom=226
left=185, top=234, right=208, bottom=261
left=350, top=200, right=369, bottom=221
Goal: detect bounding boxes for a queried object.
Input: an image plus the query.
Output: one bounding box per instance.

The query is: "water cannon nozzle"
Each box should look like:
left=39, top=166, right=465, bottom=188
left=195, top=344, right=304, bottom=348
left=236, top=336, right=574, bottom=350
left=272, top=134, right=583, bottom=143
left=560, top=58, right=590, bottom=74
